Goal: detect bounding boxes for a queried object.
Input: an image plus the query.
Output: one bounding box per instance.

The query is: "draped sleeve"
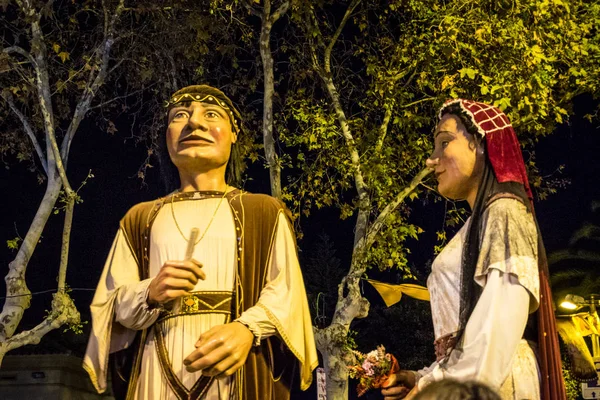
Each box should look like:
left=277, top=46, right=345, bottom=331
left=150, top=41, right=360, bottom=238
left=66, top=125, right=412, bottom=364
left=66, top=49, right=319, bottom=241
left=474, top=198, right=540, bottom=312
left=83, top=228, right=160, bottom=393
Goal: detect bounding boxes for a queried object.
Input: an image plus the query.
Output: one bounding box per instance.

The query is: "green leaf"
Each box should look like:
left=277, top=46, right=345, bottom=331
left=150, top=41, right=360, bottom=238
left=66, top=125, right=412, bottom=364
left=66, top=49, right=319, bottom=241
left=459, top=68, right=477, bottom=80
left=6, top=237, right=21, bottom=250
left=58, top=51, right=70, bottom=63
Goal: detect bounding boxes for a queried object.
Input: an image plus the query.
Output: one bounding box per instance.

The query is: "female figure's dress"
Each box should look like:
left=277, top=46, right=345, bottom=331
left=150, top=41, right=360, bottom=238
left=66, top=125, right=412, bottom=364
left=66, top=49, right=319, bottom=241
left=418, top=198, right=541, bottom=399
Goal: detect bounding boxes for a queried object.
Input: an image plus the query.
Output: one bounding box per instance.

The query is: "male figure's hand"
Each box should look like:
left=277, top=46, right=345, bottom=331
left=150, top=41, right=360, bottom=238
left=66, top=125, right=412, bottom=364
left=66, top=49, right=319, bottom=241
left=381, top=370, right=418, bottom=399
left=183, top=322, right=254, bottom=377
left=147, top=259, right=205, bottom=305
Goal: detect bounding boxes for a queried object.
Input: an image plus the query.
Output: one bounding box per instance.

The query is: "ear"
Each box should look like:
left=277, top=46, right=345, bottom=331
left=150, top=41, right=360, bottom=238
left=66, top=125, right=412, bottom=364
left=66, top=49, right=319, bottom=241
left=231, top=130, right=238, bottom=144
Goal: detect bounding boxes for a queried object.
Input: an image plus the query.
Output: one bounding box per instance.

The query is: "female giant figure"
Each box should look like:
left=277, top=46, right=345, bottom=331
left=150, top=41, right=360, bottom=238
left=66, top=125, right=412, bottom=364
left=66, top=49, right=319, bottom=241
left=382, top=100, right=566, bottom=399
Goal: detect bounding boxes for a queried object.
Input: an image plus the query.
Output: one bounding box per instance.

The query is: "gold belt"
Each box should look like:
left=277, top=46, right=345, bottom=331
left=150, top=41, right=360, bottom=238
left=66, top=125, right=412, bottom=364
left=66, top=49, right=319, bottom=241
left=157, top=290, right=234, bottom=323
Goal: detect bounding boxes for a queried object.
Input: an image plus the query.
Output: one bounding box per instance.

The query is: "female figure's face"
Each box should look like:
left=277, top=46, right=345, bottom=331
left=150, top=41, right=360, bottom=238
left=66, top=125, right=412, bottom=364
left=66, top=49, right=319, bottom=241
left=426, top=114, right=485, bottom=207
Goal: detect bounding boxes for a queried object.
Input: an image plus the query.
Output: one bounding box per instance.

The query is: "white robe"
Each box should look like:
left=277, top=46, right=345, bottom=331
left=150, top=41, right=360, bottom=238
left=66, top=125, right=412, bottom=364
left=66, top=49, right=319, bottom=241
left=84, top=195, right=317, bottom=399
left=419, top=198, right=541, bottom=399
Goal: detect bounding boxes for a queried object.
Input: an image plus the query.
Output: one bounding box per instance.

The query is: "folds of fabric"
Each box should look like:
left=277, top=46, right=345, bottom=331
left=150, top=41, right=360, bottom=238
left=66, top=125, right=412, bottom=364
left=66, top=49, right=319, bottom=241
left=83, top=190, right=318, bottom=399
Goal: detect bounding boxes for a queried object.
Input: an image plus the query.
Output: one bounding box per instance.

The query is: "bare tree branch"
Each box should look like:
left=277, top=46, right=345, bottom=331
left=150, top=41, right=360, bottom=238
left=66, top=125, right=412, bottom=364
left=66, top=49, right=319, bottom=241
left=61, top=0, right=125, bottom=161
left=305, top=1, right=369, bottom=245
left=90, top=83, right=156, bottom=111
left=57, top=196, right=75, bottom=290
left=3, top=46, right=36, bottom=66
left=242, top=0, right=262, bottom=18
left=0, top=292, right=79, bottom=364
left=375, top=104, right=393, bottom=153
left=0, top=177, right=62, bottom=342
left=400, top=97, right=436, bottom=109
left=29, top=18, right=72, bottom=192
left=324, top=0, right=361, bottom=74
left=269, top=0, right=289, bottom=25
left=1, top=91, right=48, bottom=174
left=359, top=168, right=433, bottom=253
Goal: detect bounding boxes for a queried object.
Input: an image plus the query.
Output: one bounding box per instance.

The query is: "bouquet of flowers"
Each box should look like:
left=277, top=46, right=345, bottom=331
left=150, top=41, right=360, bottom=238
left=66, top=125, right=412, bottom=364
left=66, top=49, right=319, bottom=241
left=348, top=345, right=400, bottom=397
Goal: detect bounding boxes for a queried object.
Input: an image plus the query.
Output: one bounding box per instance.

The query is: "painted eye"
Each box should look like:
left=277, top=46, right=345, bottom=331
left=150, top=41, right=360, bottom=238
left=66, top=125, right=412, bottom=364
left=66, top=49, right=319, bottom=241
left=441, top=141, right=449, bottom=148
left=173, top=111, right=189, bottom=119
left=205, top=111, right=220, bottom=119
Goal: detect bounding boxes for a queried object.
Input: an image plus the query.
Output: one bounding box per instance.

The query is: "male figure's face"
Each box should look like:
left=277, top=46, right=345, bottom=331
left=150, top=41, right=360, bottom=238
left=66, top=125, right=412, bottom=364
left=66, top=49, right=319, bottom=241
left=166, top=101, right=237, bottom=173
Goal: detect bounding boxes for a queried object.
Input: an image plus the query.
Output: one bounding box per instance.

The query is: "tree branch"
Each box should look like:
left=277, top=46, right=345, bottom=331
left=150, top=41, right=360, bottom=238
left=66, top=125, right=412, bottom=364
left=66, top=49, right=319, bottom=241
left=375, top=104, right=393, bottom=153
left=242, top=0, right=262, bottom=18
left=400, top=97, right=435, bottom=109
left=60, top=0, right=125, bottom=161
left=89, top=83, right=156, bottom=111
left=304, top=2, right=369, bottom=245
left=3, top=46, right=36, bottom=66
left=1, top=91, right=48, bottom=174
left=358, top=167, right=433, bottom=253
left=29, top=18, right=72, bottom=193
left=269, top=0, right=289, bottom=25
left=57, top=195, right=75, bottom=290
left=0, top=177, right=62, bottom=342
left=0, top=292, right=79, bottom=362
left=324, top=0, right=361, bottom=74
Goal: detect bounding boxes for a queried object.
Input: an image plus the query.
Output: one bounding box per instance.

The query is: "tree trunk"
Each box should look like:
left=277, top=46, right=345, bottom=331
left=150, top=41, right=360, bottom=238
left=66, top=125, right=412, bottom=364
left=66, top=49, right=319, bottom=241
left=0, top=175, right=62, bottom=343
left=315, top=324, right=352, bottom=399
left=260, top=20, right=282, bottom=198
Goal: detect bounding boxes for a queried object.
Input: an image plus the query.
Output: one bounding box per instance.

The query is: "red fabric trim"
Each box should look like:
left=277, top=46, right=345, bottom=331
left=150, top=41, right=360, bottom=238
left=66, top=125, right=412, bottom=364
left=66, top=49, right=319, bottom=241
left=538, top=272, right=567, bottom=400
left=440, top=99, right=534, bottom=201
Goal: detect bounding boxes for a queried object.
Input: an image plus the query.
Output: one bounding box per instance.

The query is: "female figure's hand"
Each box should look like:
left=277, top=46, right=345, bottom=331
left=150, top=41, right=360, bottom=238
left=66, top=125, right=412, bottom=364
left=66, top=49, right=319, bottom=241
left=381, top=370, right=417, bottom=399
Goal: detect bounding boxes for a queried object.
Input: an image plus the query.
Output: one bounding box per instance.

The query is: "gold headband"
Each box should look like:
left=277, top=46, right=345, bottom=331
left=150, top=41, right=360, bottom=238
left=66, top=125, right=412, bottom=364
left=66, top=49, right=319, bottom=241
left=165, top=93, right=240, bottom=134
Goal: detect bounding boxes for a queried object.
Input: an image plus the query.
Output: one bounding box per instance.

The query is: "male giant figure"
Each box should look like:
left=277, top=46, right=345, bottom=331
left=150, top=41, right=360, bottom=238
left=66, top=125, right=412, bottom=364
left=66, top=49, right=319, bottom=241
left=84, top=85, right=318, bottom=399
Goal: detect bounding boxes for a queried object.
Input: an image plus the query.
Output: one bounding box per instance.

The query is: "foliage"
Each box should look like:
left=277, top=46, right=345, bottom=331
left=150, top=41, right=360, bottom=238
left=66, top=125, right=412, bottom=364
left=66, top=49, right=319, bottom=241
left=282, top=0, right=600, bottom=274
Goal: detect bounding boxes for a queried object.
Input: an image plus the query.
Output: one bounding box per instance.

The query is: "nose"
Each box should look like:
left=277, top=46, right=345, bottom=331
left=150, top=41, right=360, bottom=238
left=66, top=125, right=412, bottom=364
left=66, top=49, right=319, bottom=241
left=187, top=108, right=208, bottom=131
left=426, top=157, right=439, bottom=169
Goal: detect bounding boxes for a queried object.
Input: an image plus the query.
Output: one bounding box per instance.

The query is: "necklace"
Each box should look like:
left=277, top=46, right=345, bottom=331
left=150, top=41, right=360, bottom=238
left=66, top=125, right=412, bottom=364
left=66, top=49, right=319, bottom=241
left=170, top=186, right=229, bottom=245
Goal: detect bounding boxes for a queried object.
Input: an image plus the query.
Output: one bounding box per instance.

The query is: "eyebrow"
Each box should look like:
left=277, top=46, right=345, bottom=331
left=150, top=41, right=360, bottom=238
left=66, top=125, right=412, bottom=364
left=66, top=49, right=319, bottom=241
left=434, top=129, right=455, bottom=139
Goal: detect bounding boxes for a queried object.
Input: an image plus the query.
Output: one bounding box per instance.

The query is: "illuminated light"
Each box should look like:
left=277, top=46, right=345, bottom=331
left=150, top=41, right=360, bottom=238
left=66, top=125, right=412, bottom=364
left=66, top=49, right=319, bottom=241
left=559, top=301, right=578, bottom=310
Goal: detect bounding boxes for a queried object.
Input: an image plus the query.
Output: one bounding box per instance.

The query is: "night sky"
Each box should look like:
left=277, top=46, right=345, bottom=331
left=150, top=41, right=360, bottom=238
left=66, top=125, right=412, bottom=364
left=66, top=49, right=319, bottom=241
left=0, top=92, right=598, bottom=397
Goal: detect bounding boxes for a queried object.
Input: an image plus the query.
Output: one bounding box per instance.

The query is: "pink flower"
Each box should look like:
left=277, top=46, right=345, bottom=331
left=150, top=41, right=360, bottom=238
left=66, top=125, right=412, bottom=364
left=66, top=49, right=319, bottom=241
left=362, top=360, right=375, bottom=376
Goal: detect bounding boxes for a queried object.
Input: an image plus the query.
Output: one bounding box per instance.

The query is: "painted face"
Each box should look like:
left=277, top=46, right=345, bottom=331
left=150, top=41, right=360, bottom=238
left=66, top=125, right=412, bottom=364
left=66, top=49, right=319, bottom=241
left=426, top=114, right=484, bottom=202
left=166, top=101, right=237, bottom=172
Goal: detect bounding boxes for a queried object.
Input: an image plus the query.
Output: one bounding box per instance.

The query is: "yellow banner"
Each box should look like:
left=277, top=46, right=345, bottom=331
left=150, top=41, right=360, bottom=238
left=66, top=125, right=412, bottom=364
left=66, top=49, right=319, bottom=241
left=365, top=279, right=429, bottom=307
